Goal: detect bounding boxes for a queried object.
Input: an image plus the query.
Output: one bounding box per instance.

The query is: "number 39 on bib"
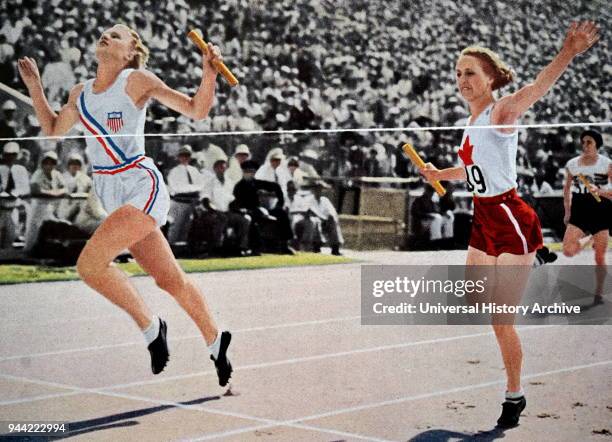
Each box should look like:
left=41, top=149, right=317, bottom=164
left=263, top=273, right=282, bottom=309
left=465, top=165, right=487, bottom=194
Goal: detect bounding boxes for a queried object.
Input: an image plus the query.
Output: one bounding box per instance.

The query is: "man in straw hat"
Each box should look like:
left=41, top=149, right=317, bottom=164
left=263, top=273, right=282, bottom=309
left=166, top=145, right=206, bottom=244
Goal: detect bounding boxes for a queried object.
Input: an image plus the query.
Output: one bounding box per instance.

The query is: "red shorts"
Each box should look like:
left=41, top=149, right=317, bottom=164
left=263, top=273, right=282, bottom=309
left=470, top=189, right=543, bottom=257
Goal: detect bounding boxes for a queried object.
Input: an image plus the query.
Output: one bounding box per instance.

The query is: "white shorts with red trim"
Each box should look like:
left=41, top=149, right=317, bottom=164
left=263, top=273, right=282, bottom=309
left=92, top=156, right=170, bottom=227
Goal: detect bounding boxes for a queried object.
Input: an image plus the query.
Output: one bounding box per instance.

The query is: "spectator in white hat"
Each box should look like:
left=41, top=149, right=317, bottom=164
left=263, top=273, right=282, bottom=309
left=226, top=143, right=250, bottom=183
left=25, top=150, right=66, bottom=251
left=63, top=153, right=91, bottom=194
left=0, top=142, right=30, bottom=198
left=293, top=180, right=344, bottom=255
left=0, top=142, right=31, bottom=248
left=57, top=152, right=107, bottom=236
left=202, top=156, right=235, bottom=214
left=166, top=144, right=206, bottom=244
left=197, top=157, right=250, bottom=254
left=255, top=147, right=293, bottom=201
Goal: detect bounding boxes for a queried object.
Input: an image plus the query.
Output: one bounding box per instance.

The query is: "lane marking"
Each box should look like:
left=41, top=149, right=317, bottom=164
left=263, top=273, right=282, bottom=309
left=0, top=315, right=361, bottom=362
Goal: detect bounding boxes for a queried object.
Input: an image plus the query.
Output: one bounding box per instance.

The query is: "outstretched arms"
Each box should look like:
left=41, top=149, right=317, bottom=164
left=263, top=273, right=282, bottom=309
left=493, top=21, right=599, bottom=125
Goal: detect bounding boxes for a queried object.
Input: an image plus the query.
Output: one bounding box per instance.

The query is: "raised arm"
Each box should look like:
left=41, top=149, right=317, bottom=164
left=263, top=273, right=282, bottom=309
left=127, top=43, right=221, bottom=120
left=17, top=57, right=82, bottom=136
left=493, top=21, right=599, bottom=124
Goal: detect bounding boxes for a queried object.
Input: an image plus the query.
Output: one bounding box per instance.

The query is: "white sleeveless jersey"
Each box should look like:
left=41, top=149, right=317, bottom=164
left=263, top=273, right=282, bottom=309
left=565, top=154, right=611, bottom=195
left=458, top=104, right=518, bottom=197
left=76, top=69, right=148, bottom=172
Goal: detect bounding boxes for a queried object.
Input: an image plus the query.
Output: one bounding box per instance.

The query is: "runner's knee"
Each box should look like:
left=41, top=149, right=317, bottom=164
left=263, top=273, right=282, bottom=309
left=562, top=242, right=580, bottom=257
left=76, top=250, right=107, bottom=281
left=155, top=271, right=188, bottom=295
left=492, top=324, right=515, bottom=336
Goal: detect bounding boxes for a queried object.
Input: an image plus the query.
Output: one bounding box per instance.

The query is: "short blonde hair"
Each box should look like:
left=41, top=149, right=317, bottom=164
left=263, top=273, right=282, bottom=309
left=460, top=46, right=514, bottom=91
left=121, top=25, right=149, bottom=69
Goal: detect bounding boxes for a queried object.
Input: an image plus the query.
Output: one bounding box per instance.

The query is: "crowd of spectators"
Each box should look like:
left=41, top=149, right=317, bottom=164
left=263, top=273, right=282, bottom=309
left=1, top=0, right=608, bottom=188
left=0, top=1, right=609, bottom=256
left=0, top=139, right=105, bottom=258
left=0, top=137, right=344, bottom=260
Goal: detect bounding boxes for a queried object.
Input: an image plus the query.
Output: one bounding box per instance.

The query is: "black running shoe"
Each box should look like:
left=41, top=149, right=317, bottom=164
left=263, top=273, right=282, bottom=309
left=496, top=396, right=526, bottom=428
left=534, top=246, right=558, bottom=267
left=210, top=331, right=233, bottom=386
left=147, top=318, right=169, bottom=375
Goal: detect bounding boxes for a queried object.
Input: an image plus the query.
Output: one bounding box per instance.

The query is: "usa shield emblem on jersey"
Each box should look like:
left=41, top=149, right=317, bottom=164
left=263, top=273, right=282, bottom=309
left=106, top=111, right=123, bottom=133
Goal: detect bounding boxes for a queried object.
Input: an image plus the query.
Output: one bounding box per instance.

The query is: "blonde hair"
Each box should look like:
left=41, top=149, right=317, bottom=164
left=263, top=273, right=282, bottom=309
left=121, top=25, right=149, bottom=69
left=460, top=46, right=514, bottom=90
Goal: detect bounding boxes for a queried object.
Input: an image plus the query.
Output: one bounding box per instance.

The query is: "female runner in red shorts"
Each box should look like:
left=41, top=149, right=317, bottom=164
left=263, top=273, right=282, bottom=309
left=421, top=21, right=599, bottom=427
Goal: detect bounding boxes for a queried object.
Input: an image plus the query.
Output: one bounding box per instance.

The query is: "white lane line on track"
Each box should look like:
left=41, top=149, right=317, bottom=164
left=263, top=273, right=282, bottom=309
left=0, top=391, right=81, bottom=406
left=292, top=359, right=612, bottom=423
left=1, top=358, right=609, bottom=441
left=5, top=310, right=604, bottom=363
left=185, top=359, right=612, bottom=442
left=0, top=315, right=362, bottom=362
left=0, top=313, right=123, bottom=327
left=98, top=331, right=501, bottom=392
left=0, top=372, right=391, bottom=442
left=0, top=326, right=534, bottom=404
left=82, top=326, right=551, bottom=392
left=186, top=421, right=394, bottom=442
left=0, top=323, right=597, bottom=399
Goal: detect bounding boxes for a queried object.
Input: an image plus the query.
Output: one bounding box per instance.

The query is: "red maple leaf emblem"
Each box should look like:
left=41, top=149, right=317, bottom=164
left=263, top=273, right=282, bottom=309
left=458, top=135, right=474, bottom=166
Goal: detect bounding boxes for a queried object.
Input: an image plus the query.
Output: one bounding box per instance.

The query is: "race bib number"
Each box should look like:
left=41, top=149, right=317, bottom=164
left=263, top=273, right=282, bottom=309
left=465, top=165, right=487, bottom=194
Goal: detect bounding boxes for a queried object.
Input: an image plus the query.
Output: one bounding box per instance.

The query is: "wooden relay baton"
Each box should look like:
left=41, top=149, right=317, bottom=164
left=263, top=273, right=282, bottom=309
left=188, top=30, right=239, bottom=87
left=578, top=174, right=601, bottom=203
left=402, top=143, right=446, bottom=196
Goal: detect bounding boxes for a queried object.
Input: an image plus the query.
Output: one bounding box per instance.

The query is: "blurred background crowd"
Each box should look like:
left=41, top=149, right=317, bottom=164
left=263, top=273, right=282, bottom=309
left=0, top=0, right=609, bottom=260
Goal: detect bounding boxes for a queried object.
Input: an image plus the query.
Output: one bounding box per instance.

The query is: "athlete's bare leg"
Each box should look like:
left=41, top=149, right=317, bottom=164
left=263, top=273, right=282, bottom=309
left=466, top=246, right=497, bottom=265
left=76, top=205, right=157, bottom=329
left=563, top=224, right=588, bottom=257
left=592, top=230, right=609, bottom=299
left=493, top=251, right=536, bottom=392
left=466, top=246, right=535, bottom=392
left=129, top=228, right=219, bottom=345
left=465, top=246, right=496, bottom=305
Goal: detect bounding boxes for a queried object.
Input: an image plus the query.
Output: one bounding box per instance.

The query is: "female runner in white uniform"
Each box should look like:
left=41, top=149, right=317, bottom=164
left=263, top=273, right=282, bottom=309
left=421, top=21, right=599, bottom=427
left=18, top=24, right=232, bottom=386
left=563, top=129, right=611, bottom=303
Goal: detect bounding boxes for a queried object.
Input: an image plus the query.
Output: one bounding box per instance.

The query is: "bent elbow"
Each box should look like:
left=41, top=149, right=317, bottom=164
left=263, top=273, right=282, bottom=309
left=43, top=127, right=59, bottom=138
left=194, top=106, right=212, bottom=121
left=192, top=110, right=209, bottom=121
left=44, top=121, right=66, bottom=138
